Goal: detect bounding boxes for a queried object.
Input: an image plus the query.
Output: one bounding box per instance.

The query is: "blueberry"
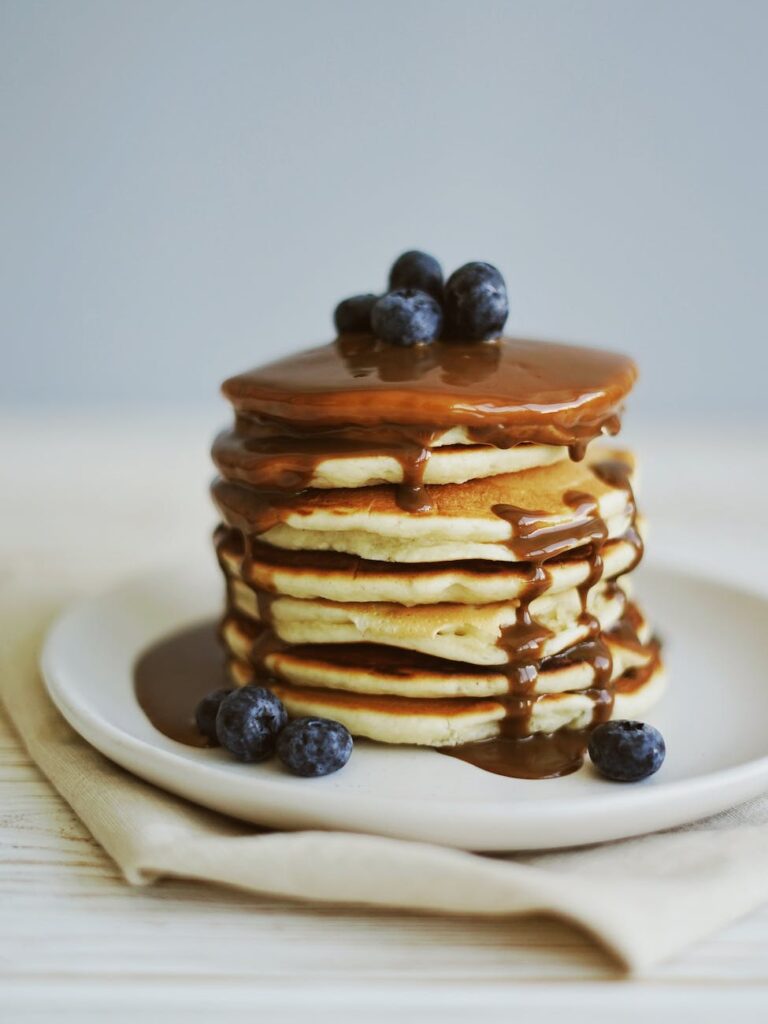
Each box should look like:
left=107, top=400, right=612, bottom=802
left=388, top=250, right=444, bottom=301
left=371, top=288, right=442, bottom=346
left=334, top=293, right=378, bottom=334
left=443, top=261, right=508, bottom=340
left=215, top=685, right=288, bottom=762
left=588, top=720, right=666, bottom=782
left=277, top=717, right=353, bottom=777
left=195, top=687, right=234, bottom=745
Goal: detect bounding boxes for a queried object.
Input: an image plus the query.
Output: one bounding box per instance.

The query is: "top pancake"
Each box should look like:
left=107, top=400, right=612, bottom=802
left=221, top=336, right=637, bottom=446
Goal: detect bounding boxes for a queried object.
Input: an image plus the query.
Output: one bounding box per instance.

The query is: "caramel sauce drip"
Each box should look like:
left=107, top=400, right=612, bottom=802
left=440, top=475, right=621, bottom=775
left=213, top=416, right=440, bottom=513
left=487, top=488, right=615, bottom=703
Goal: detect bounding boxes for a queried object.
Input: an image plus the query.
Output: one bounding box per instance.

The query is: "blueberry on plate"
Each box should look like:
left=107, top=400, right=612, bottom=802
left=588, top=720, right=666, bottom=782
left=334, top=293, right=379, bottom=334
left=215, top=685, right=288, bottom=762
left=371, top=288, right=443, bottom=346
left=388, top=250, right=444, bottom=301
left=195, top=687, right=234, bottom=745
left=443, top=261, right=508, bottom=340
left=277, top=717, right=353, bottom=777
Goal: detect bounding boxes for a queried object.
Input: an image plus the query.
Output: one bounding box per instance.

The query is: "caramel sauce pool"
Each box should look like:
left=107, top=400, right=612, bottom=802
left=441, top=732, right=592, bottom=779
left=134, top=621, right=226, bottom=748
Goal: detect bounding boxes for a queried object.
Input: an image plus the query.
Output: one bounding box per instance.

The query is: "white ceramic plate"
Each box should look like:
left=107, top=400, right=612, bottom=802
left=41, top=561, right=768, bottom=851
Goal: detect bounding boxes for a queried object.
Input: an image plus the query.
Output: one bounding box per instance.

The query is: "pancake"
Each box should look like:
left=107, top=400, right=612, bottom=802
left=215, top=521, right=644, bottom=605
left=212, top=448, right=636, bottom=564
left=222, top=335, right=637, bottom=445
left=213, top=426, right=570, bottom=490
left=227, top=576, right=627, bottom=665
left=221, top=602, right=656, bottom=698
left=225, top=659, right=665, bottom=746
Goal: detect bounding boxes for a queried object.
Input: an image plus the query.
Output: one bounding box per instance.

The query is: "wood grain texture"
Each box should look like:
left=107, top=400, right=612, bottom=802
left=2, top=414, right=768, bottom=1021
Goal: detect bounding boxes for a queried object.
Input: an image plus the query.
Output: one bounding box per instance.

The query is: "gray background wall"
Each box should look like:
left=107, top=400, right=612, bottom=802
left=2, top=0, right=767, bottom=415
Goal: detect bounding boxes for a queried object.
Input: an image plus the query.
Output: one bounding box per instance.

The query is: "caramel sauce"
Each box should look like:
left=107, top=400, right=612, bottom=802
left=441, top=730, right=593, bottom=780
left=444, top=471, right=624, bottom=775
left=212, top=417, right=440, bottom=512
left=222, top=335, right=637, bottom=435
left=134, top=621, right=227, bottom=747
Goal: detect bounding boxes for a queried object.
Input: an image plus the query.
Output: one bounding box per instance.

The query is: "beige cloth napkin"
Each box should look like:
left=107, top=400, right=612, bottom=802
left=3, top=584, right=768, bottom=974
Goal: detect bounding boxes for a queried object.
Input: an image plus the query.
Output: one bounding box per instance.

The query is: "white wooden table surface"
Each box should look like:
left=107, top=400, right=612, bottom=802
left=2, top=412, right=768, bottom=1022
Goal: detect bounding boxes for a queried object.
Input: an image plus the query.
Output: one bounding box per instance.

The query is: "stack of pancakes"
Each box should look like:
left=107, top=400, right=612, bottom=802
left=211, top=336, right=664, bottom=774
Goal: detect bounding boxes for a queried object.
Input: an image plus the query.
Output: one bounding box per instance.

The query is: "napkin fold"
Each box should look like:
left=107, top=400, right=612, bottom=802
left=3, top=585, right=768, bottom=973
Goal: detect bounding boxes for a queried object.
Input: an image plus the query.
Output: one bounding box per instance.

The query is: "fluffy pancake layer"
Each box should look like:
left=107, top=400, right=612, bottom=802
left=226, top=658, right=664, bottom=746
left=215, top=523, right=643, bottom=606
left=227, top=576, right=627, bottom=665
left=221, top=602, right=656, bottom=698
